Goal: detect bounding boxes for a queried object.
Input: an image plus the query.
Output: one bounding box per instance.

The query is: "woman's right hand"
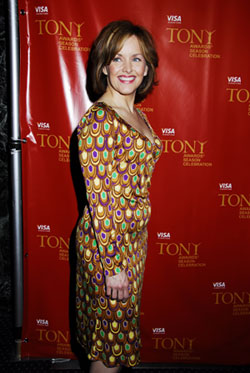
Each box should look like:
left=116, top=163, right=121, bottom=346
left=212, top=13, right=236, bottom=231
left=105, top=270, right=129, bottom=301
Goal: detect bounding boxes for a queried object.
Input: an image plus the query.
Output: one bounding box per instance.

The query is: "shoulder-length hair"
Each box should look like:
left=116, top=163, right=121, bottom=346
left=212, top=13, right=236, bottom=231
left=87, top=20, right=159, bottom=103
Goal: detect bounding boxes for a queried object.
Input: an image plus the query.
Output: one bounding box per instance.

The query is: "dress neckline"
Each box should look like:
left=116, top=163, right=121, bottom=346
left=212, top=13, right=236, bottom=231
left=96, top=101, right=156, bottom=146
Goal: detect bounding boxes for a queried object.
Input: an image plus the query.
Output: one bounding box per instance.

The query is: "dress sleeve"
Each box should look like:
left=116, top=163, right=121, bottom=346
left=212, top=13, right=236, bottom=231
left=77, top=105, right=125, bottom=277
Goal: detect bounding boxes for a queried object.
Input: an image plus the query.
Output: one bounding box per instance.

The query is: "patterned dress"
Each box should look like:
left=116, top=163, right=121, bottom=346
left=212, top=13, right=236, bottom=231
left=75, top=102, right=162, bottom=367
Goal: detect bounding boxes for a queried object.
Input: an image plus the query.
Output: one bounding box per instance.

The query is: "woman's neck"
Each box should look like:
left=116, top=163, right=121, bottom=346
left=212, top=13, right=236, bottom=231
left=99, top=89, right=136, bottom=114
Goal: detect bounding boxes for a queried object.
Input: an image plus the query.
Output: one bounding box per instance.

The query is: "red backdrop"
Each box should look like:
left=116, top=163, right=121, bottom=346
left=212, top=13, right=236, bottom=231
left=19, top=0, right=250, bottom=365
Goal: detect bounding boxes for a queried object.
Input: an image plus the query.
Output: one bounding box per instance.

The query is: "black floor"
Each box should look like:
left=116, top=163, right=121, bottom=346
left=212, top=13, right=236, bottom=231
left=1, top=279, right=250, bottom=372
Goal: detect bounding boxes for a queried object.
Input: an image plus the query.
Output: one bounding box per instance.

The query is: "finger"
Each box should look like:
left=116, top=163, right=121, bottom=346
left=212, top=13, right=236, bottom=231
left=123, top=287, right=129, bottom=300
left=111, top=288, right=117, bottom=300
left=106, top=285, right=112, bottom=297
left=118, top=289, right=123, bottom=300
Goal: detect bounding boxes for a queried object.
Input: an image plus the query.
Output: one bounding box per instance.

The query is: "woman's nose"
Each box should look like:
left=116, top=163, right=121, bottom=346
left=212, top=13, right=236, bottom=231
left=123, top=59, right=132, bottom=73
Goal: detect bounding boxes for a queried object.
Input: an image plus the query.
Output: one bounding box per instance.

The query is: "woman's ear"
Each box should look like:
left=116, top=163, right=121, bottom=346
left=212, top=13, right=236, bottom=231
left=144, top=64, right=148, bottom=77
left=103, top=66, right=108, bottom=75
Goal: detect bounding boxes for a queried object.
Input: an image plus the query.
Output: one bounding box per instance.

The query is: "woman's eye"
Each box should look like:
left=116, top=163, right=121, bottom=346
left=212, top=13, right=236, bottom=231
left=133, top=57, right=141, bottom=62
left=113, top=57, right=121, bottom=62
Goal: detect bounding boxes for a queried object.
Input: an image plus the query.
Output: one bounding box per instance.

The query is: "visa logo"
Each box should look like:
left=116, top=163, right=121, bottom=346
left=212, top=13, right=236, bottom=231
left=167, top=15, right=182, bottom=23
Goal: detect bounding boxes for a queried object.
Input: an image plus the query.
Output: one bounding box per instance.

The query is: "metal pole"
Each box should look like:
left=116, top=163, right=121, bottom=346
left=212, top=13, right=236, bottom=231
left=7, top=0, right=25, bottom=359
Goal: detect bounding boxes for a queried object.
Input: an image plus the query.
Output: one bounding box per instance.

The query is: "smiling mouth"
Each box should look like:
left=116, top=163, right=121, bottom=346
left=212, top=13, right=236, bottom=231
left=118, top=76, right=136, bottom=83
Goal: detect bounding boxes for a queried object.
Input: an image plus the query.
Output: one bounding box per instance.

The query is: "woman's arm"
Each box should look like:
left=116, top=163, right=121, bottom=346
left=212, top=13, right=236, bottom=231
left=77, top=104, right=129, bottom=299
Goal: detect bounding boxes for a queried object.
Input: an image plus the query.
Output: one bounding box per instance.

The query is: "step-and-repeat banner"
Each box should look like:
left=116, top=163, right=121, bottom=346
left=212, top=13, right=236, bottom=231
left=19, top=0, right=250, bottom=365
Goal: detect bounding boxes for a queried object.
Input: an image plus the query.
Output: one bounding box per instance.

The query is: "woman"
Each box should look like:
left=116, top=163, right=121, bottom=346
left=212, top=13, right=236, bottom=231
left=75, top=20, right=162, bottom=372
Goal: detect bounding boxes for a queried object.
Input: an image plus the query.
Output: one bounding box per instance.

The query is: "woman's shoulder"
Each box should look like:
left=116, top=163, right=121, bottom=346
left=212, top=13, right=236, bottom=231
left=81, top=101, right=117, bottom=122
left=78, top=102, right=120, bottom=135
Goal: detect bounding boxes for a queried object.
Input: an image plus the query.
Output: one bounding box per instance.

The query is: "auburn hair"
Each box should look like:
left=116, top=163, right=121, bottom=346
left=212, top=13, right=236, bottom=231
left=87, top=20, right=158, bottom=102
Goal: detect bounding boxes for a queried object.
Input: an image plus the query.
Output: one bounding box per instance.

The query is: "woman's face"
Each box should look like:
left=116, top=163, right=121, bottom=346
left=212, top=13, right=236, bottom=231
left=103, top=35, right=148, bottom=98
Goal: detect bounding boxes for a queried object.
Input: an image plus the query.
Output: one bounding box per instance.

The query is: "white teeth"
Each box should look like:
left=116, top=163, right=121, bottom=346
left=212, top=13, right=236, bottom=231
left=119, top=77, right=134, bottom=81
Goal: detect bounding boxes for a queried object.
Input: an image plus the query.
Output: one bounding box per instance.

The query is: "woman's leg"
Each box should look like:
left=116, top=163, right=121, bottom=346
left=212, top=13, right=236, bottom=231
left=89, top=360, right=121, bottom=373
